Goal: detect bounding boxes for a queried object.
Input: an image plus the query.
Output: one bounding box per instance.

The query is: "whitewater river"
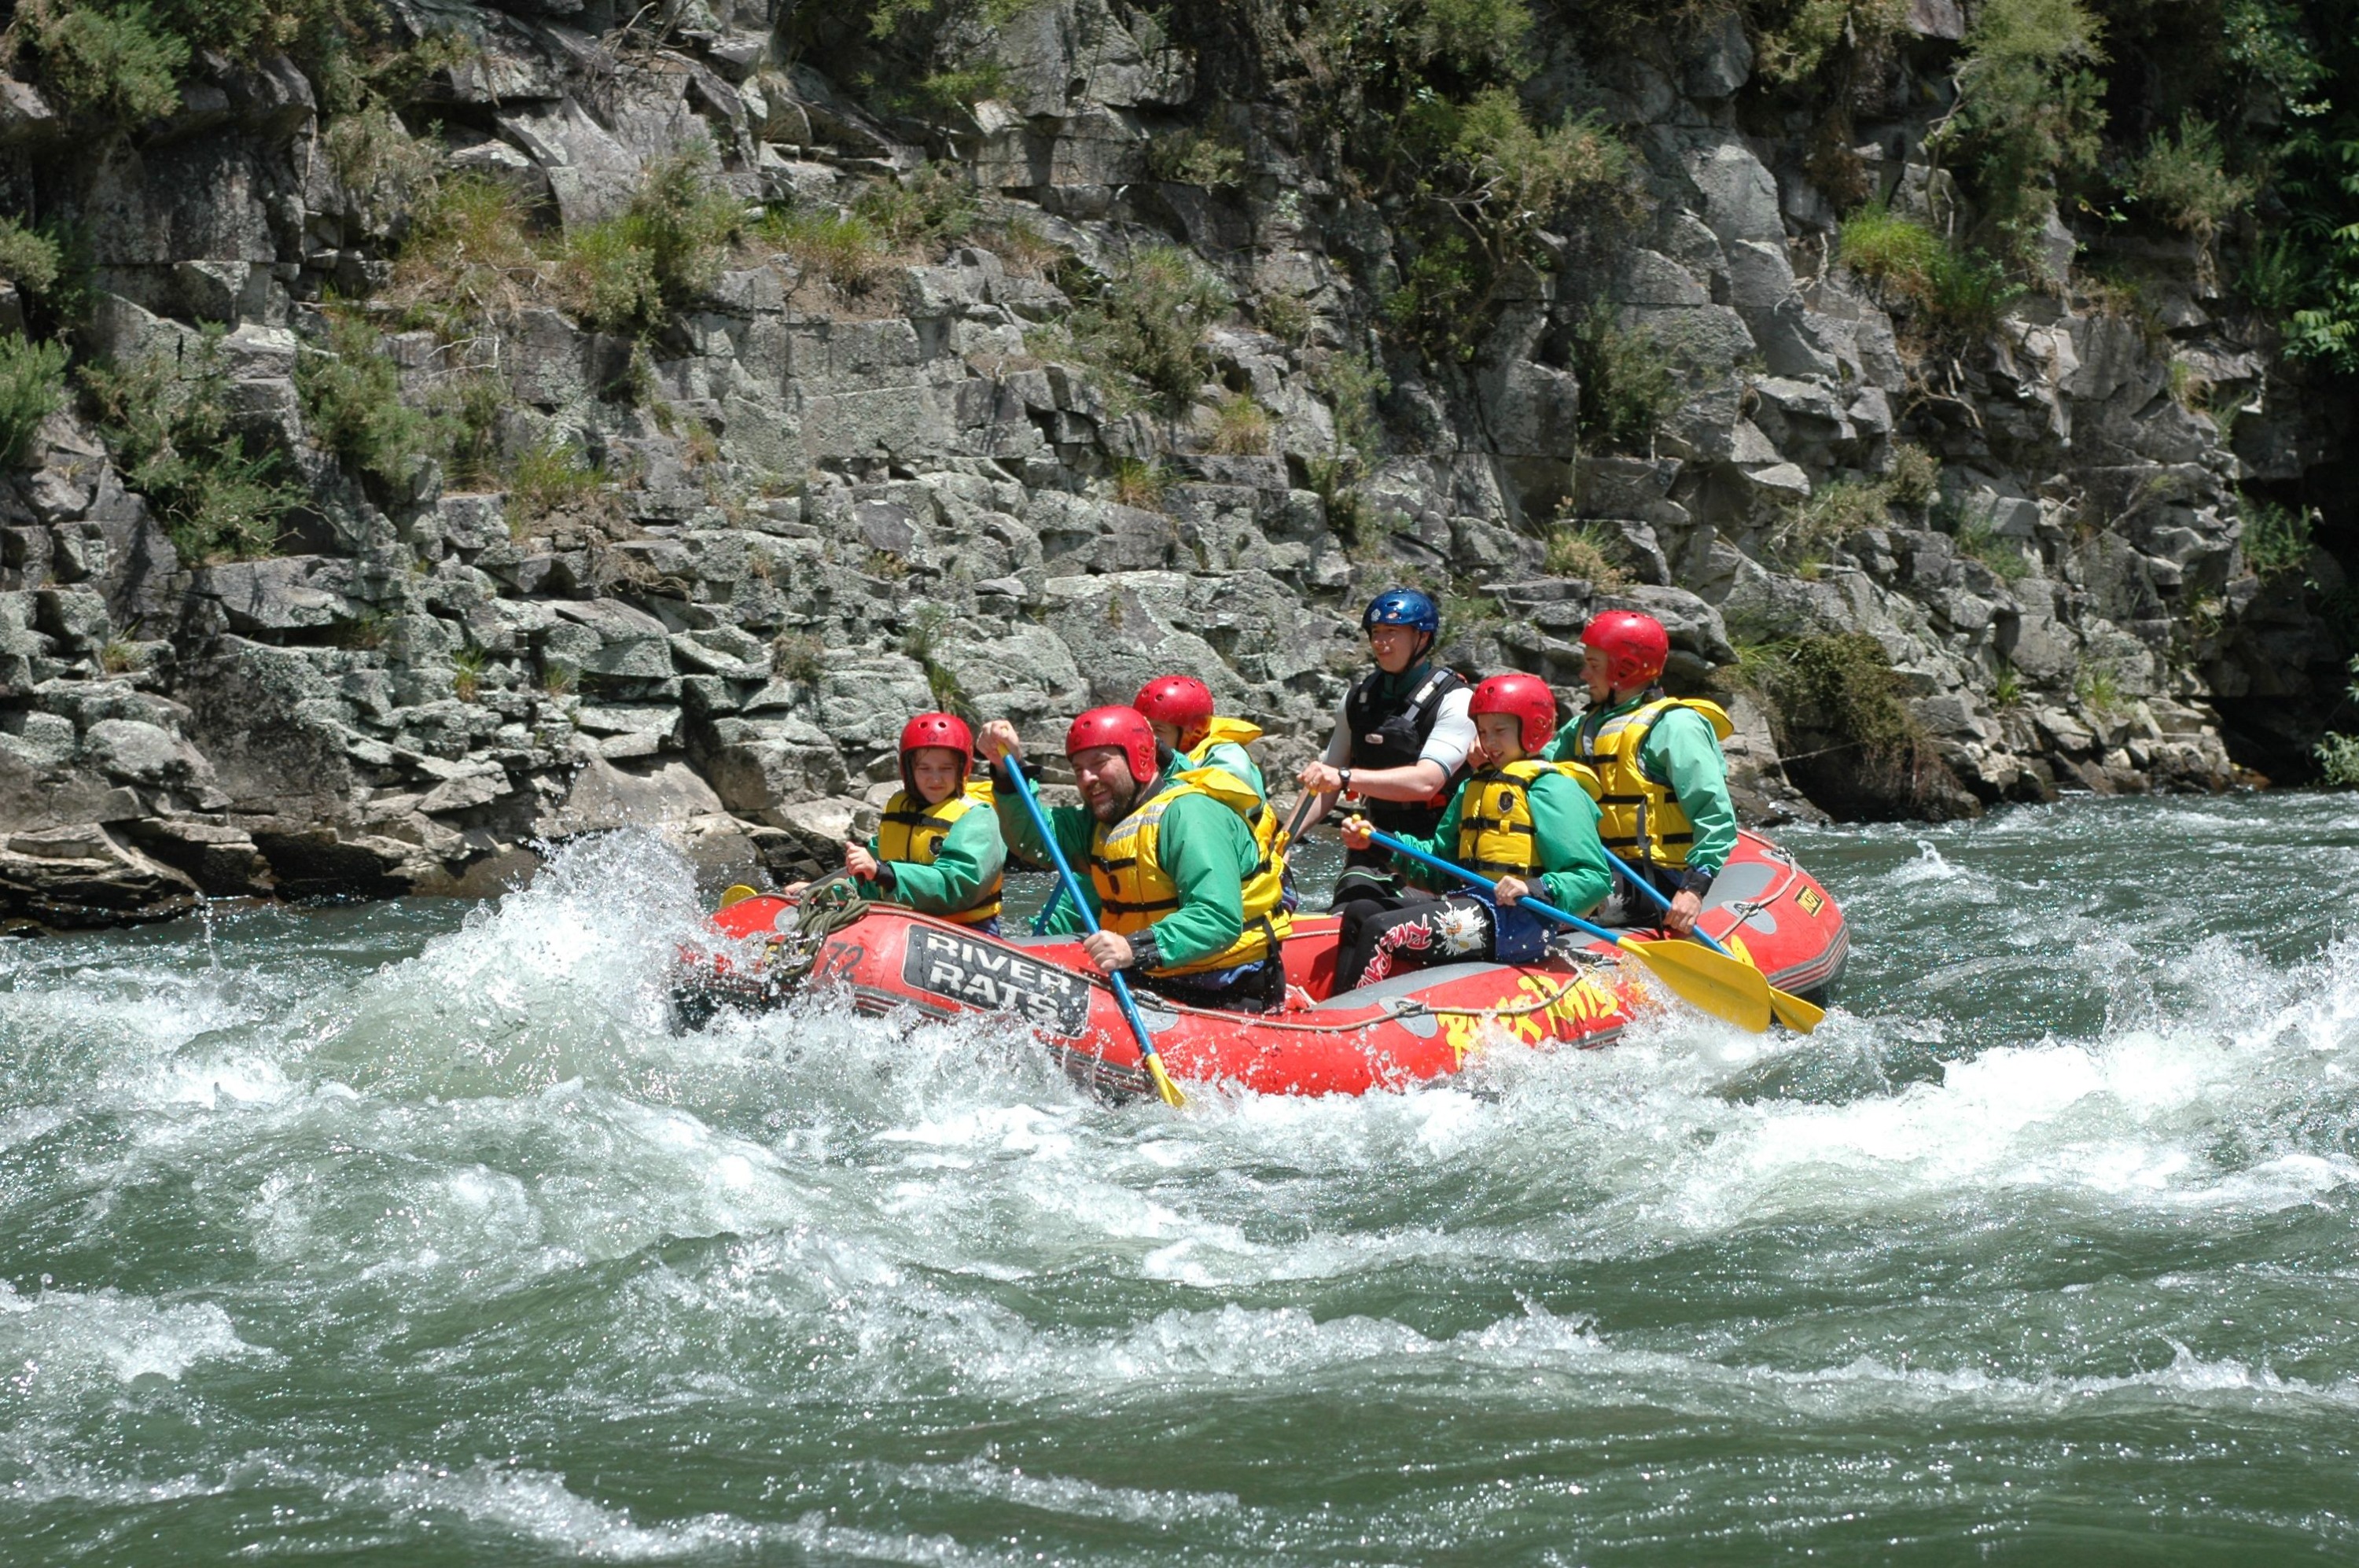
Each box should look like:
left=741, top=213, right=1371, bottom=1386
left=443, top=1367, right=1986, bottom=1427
left=5, top=794, right=2358, bottom=1562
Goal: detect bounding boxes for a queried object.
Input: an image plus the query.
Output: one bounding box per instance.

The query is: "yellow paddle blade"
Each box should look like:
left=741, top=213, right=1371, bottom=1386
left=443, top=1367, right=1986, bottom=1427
left=1144, top=1052, right=1187, bottom=1108
left=716, top=884, right=761, bottom=909
left=1616, top=937, right=1774, bottom=1033
left=1768, top=986, right=1826, bottom=1034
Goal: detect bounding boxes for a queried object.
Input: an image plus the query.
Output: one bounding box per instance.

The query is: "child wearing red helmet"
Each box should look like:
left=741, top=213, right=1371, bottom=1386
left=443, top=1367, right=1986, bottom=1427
left=1333, top=673, right=1614, bottom=992
left=811, top=712, right=1007, bottom=931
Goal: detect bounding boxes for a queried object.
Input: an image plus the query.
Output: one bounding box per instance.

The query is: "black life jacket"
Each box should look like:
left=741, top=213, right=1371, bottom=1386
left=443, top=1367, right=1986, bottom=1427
left=1342, top=664, right=1470, bottom=837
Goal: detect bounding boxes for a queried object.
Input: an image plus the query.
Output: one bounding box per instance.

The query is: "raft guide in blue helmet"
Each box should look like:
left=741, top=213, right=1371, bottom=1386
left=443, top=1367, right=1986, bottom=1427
left=1362, top=587, right=1441, bottom=635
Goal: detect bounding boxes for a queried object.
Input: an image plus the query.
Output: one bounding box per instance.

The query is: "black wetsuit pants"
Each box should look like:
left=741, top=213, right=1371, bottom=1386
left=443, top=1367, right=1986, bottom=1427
left=1332, top=894, right=1497, bottom=992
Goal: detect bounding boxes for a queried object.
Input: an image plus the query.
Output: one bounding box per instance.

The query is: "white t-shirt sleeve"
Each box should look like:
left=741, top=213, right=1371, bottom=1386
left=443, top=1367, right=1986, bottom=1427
left=1418, top=689, right=1476, bottom=774
left=1323, top=698, right=1352, bottom=767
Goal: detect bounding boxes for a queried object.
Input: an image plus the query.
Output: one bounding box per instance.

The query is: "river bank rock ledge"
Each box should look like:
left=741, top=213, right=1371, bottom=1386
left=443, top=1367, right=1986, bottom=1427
left=0, top=0, right=2339, bottom=926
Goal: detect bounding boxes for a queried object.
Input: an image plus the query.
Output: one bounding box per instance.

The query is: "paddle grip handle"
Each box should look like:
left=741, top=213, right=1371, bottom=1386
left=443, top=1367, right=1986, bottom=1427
left=1603, top=851, right=1737, bottom=959
left=997, top=757, right=1171, bottom=1073
left=1363, top=827, right=1620, bottom=947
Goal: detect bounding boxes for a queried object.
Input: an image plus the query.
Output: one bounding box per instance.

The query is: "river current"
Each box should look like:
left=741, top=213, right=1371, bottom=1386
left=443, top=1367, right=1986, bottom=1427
left=4, top=794, right=2357, bottom=1562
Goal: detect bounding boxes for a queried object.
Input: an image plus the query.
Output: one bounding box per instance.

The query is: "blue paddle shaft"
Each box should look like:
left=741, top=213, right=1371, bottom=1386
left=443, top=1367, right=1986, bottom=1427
left=996, top=758, right=1168, bottom=1068
left=1362, top=827, right=1621, bottom=947
left=1603, top=851, right=1736, bottom=959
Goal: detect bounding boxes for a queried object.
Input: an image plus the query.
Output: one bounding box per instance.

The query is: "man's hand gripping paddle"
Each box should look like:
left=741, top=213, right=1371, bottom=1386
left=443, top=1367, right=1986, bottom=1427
left=998, top=758, right=1187, bottom=1107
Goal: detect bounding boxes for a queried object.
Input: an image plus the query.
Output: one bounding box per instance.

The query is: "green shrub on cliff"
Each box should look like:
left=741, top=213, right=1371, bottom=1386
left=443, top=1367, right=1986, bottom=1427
left=391, top=173, right=544, bottom=333
left=2125, top=113, right=2254, bottom=281
left=0, top=335, right=68, bottom=468
left=1146, top=130, right=1246, bottom=190
left=1932, top=0, right=2108, bottom=259
left=1756, top=0, right=1908, bottom=84
left=85, top=333, right=302, bottom=561
left=298, top=312, right=453, bottom=488
left=561, top=150, right=747, bottom=335
left=0, top=220, right=63, bottom=300
left=1836, top=204, right=2022, bottom=343
left=2240, top=495, right=2313, bottom=576
left=1071, top=244, right=1232, bottom=414
left=1384, top=92, right=1633, bottom=360
left=21, top=1, right=190, bottom=121
left=1574, top=304, right=1677, bottom=452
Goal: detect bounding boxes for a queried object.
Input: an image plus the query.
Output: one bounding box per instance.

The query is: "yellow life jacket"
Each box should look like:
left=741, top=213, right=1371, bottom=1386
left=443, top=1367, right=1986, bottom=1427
left=1087, top=767, right=1293, bottom=974
left=1455, top=759, right=1605, bottom=881
left=1183, top=716, right=1264, bottom=767
left=874, top=778, right=1003, bottom=926
left=1569, top=697, right=1734, bottom=869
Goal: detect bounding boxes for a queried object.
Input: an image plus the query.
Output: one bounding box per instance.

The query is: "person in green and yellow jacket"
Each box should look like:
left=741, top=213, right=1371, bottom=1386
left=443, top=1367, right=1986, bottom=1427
left=979, top=708, right=1292, bottom=1013
left=1334, top=673, right=1614, bottom=992
left=1133, top=674, right=1268, bottom=801
left=791, top=711, right=1007, bottom=931
left=1547, top=610, right=1735, bottom=937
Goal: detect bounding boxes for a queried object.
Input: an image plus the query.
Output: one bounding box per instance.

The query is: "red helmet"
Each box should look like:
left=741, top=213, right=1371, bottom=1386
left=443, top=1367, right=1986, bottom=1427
left=1581, top=610, right=1669, bottom=688
left=1468, top=672, right=1562, bottom=756
left=898, top=711, right=973, bottom=790
left=1133, top=675, right=1215, bottom=742
left=1066, top=705, right=1160, bottom=784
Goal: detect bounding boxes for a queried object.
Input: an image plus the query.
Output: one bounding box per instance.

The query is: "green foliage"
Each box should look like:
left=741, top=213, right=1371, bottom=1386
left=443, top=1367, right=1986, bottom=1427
left=852, top=163, right=977, bottom=251
left=1146, top=129, right=1246, bottom=189
left=1956, top=523, right=2033, bottom=580
left=1208, top=392, right=1272, bottom=455
left=1777, top=476, right=1896, bottom=559
left=1886, top=443, right=1941, bottom=510
left=1933, top=0, right=2107, bottom=257
left=761, top=166, right=974, bottom=300
left=1255, top=289, right=1313, bottom=346
left=1072, top=244, right=1231, bottom=414
left=2321, top=658, right=2359, bottom=786
left=1750, top=632, right=1941, bottom=809
left=865, top=0, right=1036, bottom=40
left=391, top=172, right=543, bottom=333
left=771, top=631, right=825, bottom=684
left=1836, top=204, right=2022, bottom=342
left=0, top=335, right=68, bottom=468
left=2126, top=113, right=2254, bottom=244
left=2075, top=660, right=2124, bottom=712
left=1109, top=456, right=1172, bottom=510
left=2240, top=495, right=2313, bottom=576
left=1383, top=93, right=1633, bottom=360
left=1318, top=351, right=1389, bottom=462
left=1543, top=519, right=1628, bottom=587
left=85, top=334, right=302, bottom=561
left=1992, top=661, right=2024, bottom=708
left=764, top=209, right=884, bottom=295
left=322, top=101, right=437, bottom=209
left=0, top=220, right=63, bottom=299
left=561, top=149, right=746, bottom=335
left=2316, top=728, right=2359, bottom=786
left=297, top=313, right=452, bottom=488
left=24, top=2, right=190, bottom=122
left=1382, top=234, right=1483, bottom=360
left=1837, top=204, right=1946, bottom=289
left=893, top=61, right=1007, bottom=117
left=450, top=646, right=486, bottom=703
left=504, top=438, right=609, bottom=528
left=1574, top=304, right=1677, bottom=451
left=1756, top=0, right=1908, bottom=84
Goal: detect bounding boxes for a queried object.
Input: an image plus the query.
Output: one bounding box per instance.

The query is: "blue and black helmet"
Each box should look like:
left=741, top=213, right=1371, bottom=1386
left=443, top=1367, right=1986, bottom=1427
left=1362, top=587, right=1441, bottom=636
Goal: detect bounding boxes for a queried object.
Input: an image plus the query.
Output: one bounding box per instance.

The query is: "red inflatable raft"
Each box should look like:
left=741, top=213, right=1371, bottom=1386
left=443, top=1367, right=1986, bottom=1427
left=678, top=829, right=1846, bottom=1098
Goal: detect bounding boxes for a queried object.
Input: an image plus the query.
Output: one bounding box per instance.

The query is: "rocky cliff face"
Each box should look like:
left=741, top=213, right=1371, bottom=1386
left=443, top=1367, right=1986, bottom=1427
left=0, top=0, right=2339, bottom=926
